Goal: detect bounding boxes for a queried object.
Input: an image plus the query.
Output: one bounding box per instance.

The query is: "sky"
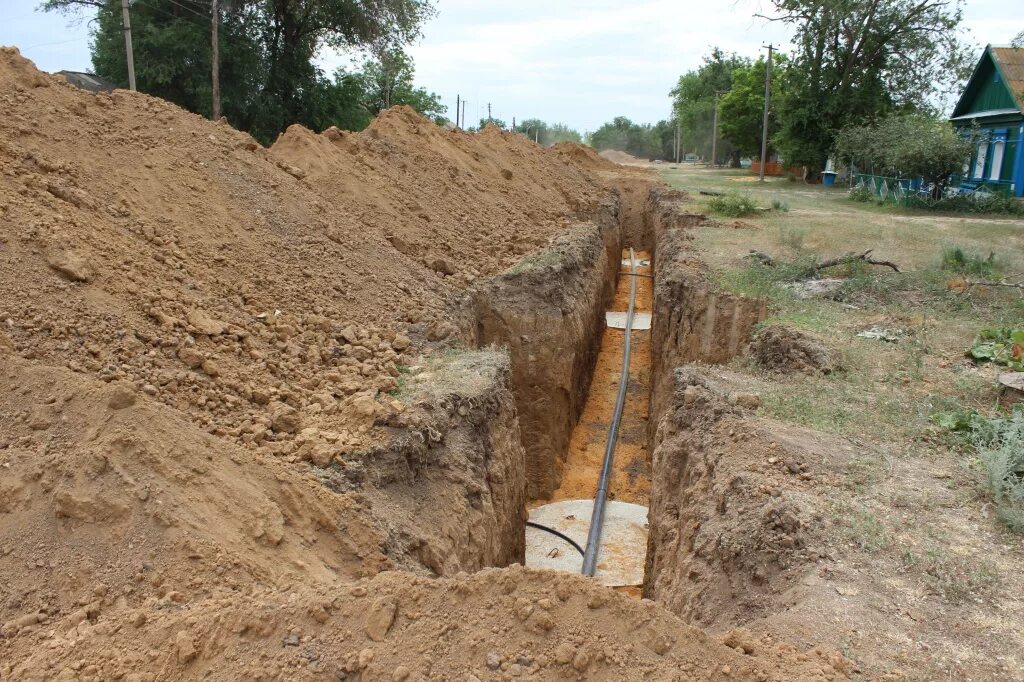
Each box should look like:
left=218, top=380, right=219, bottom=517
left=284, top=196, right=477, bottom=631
left=3, top=0, right=1023, bottom=133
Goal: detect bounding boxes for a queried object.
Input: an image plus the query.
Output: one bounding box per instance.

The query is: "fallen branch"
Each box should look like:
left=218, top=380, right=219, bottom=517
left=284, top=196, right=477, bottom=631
left=746, top=248, right=900, bottom=272
left=814, top=250, right=900, bottom=273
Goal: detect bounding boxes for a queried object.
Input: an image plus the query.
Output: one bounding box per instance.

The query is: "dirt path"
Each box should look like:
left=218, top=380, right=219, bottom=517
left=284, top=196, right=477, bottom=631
left=548, top=249, right=653, bottom=505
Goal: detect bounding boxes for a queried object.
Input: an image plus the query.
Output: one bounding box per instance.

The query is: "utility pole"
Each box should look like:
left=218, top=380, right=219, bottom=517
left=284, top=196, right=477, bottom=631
left=120, top=0, right=136, bottom=91
left=759, top=44, right=774, bottom=182
left=487, top=102, right=492, bottom=124
left=455, top=94, right=460, bottom=127
left=210, top=0, right=221, bottom=119
left=460, top=100, right=466, bottom=129
left=674, top=119, right=680, bottom=163
left=710, top=91, right=721, bottom=167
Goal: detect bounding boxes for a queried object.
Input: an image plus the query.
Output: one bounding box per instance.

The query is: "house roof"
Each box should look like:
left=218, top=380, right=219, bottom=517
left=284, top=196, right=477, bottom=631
left=950, top=45, right=1024, bottom=120
left=992, top=46, right=1024, bottom=112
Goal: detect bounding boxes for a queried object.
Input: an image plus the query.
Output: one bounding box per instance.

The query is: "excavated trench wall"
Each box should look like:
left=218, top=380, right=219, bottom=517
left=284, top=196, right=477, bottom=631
left=468, top=195, right=622, bottom=499
left=646, top=188, right=768, bottom=442
left=641, top=188, right=808, bottom=629
left=322, top=351, right=527, bottom=577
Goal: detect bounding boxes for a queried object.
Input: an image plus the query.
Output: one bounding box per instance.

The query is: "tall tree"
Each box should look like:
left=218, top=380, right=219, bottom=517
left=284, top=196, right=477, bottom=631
left=762, top=0, right=971, bottom=173
left=43, top=0, right=435, bottom=143
left=718, top=54, right=790, bottom=159
left=669, top=48, right=750, bottom=165
left=344, top=47, right=446, bottom=123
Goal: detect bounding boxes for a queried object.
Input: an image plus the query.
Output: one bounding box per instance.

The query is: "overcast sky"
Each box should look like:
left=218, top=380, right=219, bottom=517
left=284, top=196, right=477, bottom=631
left=4, top=0, right=1022, bottom=132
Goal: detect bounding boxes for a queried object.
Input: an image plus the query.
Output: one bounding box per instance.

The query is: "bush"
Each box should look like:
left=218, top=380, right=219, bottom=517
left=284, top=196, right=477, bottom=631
left=940, top=245, right=1001, bottom=279
left=706, top=191, right=759, bottom=217
left=771, top=198, right=790, bottom=212
left=904, top=192, right=1024, bottom=216
left=974, top=409, right=1024, bottom=533
left=848, top=185, right=874, bottom=202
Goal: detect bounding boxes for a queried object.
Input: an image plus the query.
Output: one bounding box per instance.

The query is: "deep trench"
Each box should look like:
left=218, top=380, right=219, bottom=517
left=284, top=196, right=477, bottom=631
left=462, top=184, right=767, bottom=606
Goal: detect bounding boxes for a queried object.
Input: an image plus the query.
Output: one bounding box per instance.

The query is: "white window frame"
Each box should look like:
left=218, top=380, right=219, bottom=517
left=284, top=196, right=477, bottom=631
left=989, top=140, right=1005, bottom=181
left=973, top=142, right=988, bottom=179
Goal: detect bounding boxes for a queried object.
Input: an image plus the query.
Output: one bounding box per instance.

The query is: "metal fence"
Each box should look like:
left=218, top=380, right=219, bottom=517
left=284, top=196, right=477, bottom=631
left=852, top=173, right=1013, bottom=207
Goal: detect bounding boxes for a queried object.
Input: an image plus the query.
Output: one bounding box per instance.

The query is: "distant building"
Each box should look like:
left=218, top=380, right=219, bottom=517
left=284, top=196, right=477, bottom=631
left=950, top=45, right=1024, bottom=197
left=56, top=71, right=116, bottom=93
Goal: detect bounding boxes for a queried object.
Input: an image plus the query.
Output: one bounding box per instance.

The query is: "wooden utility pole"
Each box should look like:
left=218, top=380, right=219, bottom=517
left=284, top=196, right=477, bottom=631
left=120, top=0, right=136, bottom=91
left=759, top=44, right=774, bottom=182
left=455, top=94, right=460, bottom=127
left=710, top=91, right=721, bottom=167
left=674, top=119, right=680, bottom=163
left=211, top=0, right=221, bottom=119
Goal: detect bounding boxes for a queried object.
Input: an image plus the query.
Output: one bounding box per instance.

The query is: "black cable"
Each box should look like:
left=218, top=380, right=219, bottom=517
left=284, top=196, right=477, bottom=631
left=582, top=247, right=637, bottom=576
left=525, top=521, right=585, bottom=557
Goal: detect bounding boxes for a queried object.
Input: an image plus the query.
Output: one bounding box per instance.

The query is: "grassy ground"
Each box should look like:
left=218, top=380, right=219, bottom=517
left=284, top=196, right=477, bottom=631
left=655, top=164, right=1024, bottom=678
left=658, top=164, right=1023, bottom=445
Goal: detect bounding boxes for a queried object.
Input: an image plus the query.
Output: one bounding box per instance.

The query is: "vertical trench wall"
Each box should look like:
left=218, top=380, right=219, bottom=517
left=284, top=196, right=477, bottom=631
left=642, top=187, right=800, bottom=627
left=469, top=195, right=622, bottom=499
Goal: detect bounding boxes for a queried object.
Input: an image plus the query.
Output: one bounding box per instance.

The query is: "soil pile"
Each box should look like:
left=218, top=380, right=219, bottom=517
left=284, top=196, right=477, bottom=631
left=750, top=325, right=836, bottom=375
left=552, top=142, right=618, bottom=171
left=3, top=565, right=849, bottom=681
left=0, top=47, right=601, bottom=462
left=599, top=149, right=646, bottom=165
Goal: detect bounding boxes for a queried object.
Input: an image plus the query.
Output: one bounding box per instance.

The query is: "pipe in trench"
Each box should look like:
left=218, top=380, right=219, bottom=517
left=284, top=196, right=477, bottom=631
left=581, top=248, right=638, bottom=577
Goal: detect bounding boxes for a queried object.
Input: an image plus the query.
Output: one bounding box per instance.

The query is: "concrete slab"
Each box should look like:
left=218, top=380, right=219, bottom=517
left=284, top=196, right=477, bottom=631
left=525, top=499, right=649, bottom=587
left=605, top=311, right=651, bottom=330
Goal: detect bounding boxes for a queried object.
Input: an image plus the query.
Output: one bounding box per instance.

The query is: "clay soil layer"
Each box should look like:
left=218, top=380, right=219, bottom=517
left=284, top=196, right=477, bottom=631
left=549, top=249, right=653, bottom=505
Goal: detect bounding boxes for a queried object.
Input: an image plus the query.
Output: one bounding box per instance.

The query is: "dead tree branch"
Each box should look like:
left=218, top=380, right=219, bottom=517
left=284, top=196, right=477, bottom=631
left=814, top=249, right=900, bottom=273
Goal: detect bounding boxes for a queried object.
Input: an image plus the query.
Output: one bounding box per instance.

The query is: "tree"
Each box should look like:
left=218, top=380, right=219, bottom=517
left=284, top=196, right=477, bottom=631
left=342, top=47, right=446, bottom=124
left=513, top=119, right=583, bottom=146
left=718, top=54, right=790, bottom=159
left=44, top=0, right=435, bottom=143
left=762, top=0, right=972, bottom=174
left=87, top=0, right=264, bottom=124
left=834, top=113, right=975, bottom=198
left=670, top=48, right=750, bottom=165
left=588, top=117, right=664, bottom=160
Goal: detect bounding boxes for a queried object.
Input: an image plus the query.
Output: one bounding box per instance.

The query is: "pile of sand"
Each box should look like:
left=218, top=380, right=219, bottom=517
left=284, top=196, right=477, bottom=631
left=551, top=142, right=618, bottom=171
left=599, top=149, right=646, bottom=165
left=0, top=47, right=600, bottom=463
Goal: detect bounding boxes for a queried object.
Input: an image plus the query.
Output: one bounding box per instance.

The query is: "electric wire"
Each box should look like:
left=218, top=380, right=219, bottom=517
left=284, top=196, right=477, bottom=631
left=525, top=521, right=585, bottom=557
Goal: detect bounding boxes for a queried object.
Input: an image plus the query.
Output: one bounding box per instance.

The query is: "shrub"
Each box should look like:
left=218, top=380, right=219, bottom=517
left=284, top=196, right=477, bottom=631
left=940, top=245, right=1001, bottom=279
left=706, top=191, right=759, bottom=217
left=771, top=198, right=790, bottom=212
left=904, top=192, right=1024, bottom=216
left=848, top=185, right=874, bottom=202
left=973, top=409, right=1024, bottom=533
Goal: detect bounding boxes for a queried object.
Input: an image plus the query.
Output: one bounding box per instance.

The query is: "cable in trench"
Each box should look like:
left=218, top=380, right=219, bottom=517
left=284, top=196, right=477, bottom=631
left=581, top=248, right=637, bottom=577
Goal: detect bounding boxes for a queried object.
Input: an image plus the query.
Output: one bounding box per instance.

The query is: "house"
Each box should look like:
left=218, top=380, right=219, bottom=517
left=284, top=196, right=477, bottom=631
left=950, top=45, right=1024, bottom=197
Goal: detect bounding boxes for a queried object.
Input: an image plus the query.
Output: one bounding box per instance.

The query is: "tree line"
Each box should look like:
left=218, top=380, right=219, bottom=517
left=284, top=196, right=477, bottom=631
left=45, top=0, right=443, bottom=145
left=588, top=0, right=974, bottom=175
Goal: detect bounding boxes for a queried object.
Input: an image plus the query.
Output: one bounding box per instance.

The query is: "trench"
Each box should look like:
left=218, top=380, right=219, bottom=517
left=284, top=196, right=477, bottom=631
left=454, top=184, right=768, bottom=615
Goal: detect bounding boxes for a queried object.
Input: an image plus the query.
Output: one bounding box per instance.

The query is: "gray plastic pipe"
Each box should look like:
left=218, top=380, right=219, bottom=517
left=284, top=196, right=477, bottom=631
left=582, top=248, right=637, bottom=576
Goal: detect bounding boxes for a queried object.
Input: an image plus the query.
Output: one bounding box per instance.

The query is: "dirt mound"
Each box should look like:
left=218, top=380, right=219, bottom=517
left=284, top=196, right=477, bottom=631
left=552, top=142, right=617, bottom=171
left=0, top=47, right=603, bottom=463
left=599, top=149, right=645, bottom=165
left=269, top=106, right=602, bottom=286
left=750, top=325, right=836, bottom=374
left=2, top=564, right=849, bottom=681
